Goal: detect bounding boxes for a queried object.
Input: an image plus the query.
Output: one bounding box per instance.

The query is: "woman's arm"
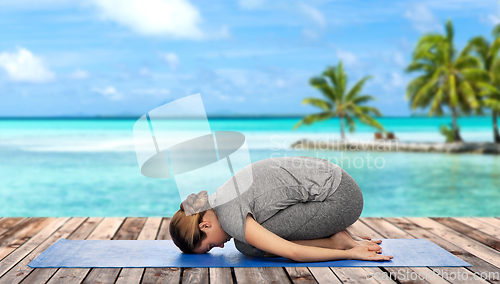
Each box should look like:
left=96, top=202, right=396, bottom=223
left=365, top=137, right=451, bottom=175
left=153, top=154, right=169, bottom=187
left=244, top=214, right=392, bottom=262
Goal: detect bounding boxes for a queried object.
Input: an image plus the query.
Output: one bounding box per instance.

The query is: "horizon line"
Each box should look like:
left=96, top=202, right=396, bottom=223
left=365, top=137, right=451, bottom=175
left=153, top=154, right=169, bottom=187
left=0, top=114, right=493, bottom=119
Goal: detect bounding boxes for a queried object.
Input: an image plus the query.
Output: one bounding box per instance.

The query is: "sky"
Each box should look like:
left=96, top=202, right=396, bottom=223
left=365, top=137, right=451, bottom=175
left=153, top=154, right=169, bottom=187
left=0, top=0, right=499, bottom=117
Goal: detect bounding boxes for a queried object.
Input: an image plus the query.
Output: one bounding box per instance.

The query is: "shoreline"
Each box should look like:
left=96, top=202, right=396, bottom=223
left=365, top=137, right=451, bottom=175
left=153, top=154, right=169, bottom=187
left=291, top=139, right=500, bottom=154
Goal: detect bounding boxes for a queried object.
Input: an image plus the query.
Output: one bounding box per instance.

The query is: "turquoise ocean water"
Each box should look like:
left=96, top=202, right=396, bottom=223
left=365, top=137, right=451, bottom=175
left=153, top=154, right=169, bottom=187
left=1, top=116, right=499, bottom=217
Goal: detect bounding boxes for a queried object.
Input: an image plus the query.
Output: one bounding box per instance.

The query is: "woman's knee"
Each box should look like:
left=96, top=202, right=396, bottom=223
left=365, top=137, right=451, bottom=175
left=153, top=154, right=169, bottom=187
left=338, top=169, right=363, bottom=226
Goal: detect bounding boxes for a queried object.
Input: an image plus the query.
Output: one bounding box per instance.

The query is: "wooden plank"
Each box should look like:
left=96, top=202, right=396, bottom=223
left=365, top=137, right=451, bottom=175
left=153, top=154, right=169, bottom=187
left=408, top=217, right=500, bottom=269
left=476, top=218, right=500, bottom=231
left=387, top=217, right=500, bottom=284
left=0, top=217, right=65, bottom=279
left=0, top=217, right=84, bottom=284
left=234, top=267, right=290, bottom=284
left=141, top=218, right=181, bottom=284
left=141, top=267, right=181, bottom=284
left=285, top=267, right=317, bottom=284
left=331, top=267, right=391, bottom=284
left=209, top=267, right=233, bottom=284
left=453, top=218, right=500, bottom=239
left=432, top=218, right=500, bottom=251
left=0, top=218, right=55, bottom=261
left=115, top=217, right=162, bottom=284
left=155, top=218, right=170, bottom=241
left=357, top=218, right=446, bottom=284
left=81, top=217, right=147, bottom=284
left=368, top=217, right=489, bottom=284
left=46, top=217, right=125, bottom=284
left=182, top=268, right=209, bottom=283
left=307, top=267, right=342, bottom=284
left=20, top=217, right=103, bottom=284
left=0, top=218, right=26, bottom=237
left=330, top=219, right=397, bottom=284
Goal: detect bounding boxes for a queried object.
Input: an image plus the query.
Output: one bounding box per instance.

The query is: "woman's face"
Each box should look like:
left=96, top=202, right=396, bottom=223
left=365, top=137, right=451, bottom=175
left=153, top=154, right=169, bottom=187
left=193, top=210, right=231, bottom=254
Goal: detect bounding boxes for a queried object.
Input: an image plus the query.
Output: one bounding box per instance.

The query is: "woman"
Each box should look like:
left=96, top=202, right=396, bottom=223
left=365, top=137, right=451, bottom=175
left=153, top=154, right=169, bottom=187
left=170, top=156, right=393, bottom=262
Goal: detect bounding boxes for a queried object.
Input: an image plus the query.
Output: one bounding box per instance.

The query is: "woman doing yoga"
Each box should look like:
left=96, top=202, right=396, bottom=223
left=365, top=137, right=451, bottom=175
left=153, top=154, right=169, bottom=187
left=169, top=156, right=393, bottom=262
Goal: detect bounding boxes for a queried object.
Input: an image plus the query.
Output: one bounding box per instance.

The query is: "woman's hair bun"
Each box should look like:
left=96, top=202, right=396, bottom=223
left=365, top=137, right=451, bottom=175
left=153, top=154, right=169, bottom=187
left=181, top=190, right=211, bottom=216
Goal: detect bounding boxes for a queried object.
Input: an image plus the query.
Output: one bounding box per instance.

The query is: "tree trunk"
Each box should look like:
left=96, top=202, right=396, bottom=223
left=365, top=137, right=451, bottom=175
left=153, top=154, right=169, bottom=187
left=451, top=107, right=463, bottom=143
left=340, top=115, right=346, bottom=141
left=493, top=110, right=500, bottom=143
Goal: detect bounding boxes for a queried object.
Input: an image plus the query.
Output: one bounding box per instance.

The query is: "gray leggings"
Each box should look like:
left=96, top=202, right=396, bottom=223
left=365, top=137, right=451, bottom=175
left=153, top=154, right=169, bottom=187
left=234, top=169, right=363, bottom=257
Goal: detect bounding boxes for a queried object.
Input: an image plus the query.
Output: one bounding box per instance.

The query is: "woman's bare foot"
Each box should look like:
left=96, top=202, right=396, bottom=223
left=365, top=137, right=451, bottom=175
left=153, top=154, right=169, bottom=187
left=329, top=230, right=383, bottom=253
left=344, top=229, right=382, bottom=245
left=355, top=239, right=382, bottom=246
left=329, top=230, right=363, bottom=250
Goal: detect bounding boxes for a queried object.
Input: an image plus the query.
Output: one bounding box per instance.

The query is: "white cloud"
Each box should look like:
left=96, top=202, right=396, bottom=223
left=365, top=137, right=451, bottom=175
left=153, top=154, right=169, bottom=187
left=199, top=49, right=278, bottom=59
left=404, top=3, right=442, bottom=33
left=299, top=2, right=326, bottom=28
left=335, top=49, right=358, bottom=66
left=275, top=78, right=286, bottom=88
left=218, top=94, right=245, bottom=102
left=239, top=0, right=265, bottom=9
left=215, top=69, right=249, bottom=87
left=70, top=68, right=89, bottom=79
left=91, top=0, right=226, bottom=40
left=485, top=14, right=500, bottom=26
left=0, top=47, right=55, bottom=83
left=159, top=52, right=180, bottom=70
left=0, top=0, right=74, bottom=9
left=394, top=51, right=405, bottom=67
left=139, top=68, right=150, bottom=75
left=93, top=86, right=123, bottom=100
left=131, top=88, right=170, bottom=95
left=391, top=72, right=404, bottom=87
left=301, top=28, right=319, bottom=41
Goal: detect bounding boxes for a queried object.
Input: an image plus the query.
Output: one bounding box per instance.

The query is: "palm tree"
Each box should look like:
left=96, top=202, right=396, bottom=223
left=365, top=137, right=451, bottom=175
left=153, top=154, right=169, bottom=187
left=405, top=19, right=489, bottom=142
left=294, top=61, right=384, bottom=140
left=465, top=24, right=500, bottom=143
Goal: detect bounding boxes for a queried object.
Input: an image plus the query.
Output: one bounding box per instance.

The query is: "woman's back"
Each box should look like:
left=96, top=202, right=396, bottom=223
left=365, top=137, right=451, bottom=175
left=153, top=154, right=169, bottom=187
left=209, top=156, right=343, bottom=244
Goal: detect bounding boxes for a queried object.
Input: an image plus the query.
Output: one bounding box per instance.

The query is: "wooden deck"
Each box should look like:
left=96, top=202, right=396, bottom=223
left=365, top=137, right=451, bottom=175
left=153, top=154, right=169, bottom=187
left=0, top=217, right=499, bottom=284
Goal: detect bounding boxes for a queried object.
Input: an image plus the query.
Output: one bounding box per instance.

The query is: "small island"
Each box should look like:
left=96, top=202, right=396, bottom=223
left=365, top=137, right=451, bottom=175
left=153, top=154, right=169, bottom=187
left=293, top=20, right=500, bottom=154
left=291, top=139, right=500, bottom=154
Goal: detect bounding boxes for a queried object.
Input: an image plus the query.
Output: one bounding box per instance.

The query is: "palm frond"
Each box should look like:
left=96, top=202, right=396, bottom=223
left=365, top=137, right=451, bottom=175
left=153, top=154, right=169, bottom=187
left=406, top=75, right=429, bottom=100
left=411, top=75, right=439, bottom=109
left=405, top=62, right=435, bottom=73
left=430, top=84, right=445, bottom=115
left=476, top=82, right=500, bottom=96
left=345, top=75, right=372, bottom=101
left=336, top=62, right=347, bottom=99
left=293, top=112, right=332, bottom=130
left=489, top=37, right=500, bottom=62
left=461, top=68, right=490, bottom=82
left=464, top=36, right=489, bottom=61
left=458, top=80, right=479, bottom=109
left=358, top=105, right=383, bottom=116
left=354, top=111, right=384, bottom=131
left=455, top=56, right=481, bottom=70
left=493, top=23, right=500, bottom=38
left=483, top=98, right=500, bottom=111
left=350, top=95, right=377, bottom=105
left=302, top=97, right=332, bottom=112
left=344, top=115, right=356, bottom=133
left=310, top=77, right=336, bottom=102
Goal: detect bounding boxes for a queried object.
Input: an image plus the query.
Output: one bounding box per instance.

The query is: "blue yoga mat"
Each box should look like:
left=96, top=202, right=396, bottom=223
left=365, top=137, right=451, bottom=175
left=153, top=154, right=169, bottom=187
left=28, top=238, right=470, bottom=268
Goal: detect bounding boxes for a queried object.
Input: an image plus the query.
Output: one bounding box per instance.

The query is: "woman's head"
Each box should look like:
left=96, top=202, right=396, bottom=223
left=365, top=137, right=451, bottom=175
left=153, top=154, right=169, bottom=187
left=169, top=190, right=230, bottom=254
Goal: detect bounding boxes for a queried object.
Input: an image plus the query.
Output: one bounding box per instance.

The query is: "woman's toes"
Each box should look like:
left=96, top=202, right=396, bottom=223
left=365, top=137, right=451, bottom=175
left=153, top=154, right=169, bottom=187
left=356, top=240, right=376, bottom=247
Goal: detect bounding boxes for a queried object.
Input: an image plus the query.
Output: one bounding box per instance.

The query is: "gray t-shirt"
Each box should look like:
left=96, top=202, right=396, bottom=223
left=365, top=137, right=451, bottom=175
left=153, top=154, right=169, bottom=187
left=208, top=156, right=343, bottom=244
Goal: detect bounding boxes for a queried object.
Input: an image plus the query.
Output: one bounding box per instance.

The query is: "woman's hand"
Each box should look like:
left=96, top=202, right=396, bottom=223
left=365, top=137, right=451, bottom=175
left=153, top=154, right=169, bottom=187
left=349, top=245, right=393, bottom=261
